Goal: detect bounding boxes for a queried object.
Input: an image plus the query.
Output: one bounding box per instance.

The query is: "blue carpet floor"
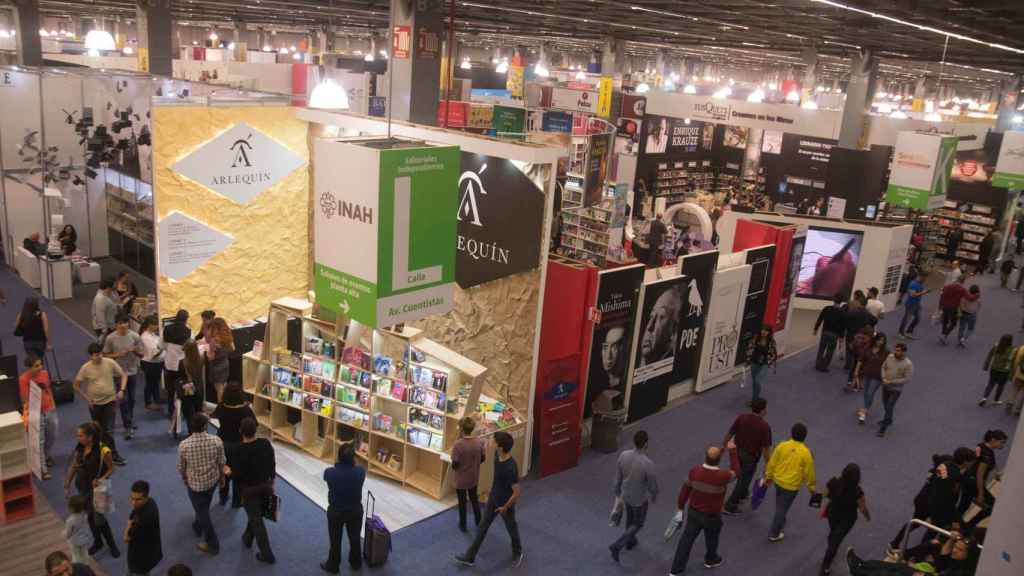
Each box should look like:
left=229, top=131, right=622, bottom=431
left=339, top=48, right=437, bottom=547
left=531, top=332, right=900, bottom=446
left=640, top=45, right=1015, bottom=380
left=5, top=266, right=1015, bottom=576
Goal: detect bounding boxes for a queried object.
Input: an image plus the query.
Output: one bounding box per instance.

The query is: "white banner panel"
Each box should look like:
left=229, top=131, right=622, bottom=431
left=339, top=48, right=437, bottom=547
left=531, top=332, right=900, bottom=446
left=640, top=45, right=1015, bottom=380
left=696, top=264, right=751, bottom=393
left=645, top=91, right=842, bottom=140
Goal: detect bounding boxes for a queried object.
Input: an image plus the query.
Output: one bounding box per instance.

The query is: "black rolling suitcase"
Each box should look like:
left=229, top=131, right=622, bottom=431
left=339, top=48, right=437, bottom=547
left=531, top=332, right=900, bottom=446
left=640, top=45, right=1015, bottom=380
left=363, top=490, right=391, bottom=566
left=49, top=350, right=75, bottom=404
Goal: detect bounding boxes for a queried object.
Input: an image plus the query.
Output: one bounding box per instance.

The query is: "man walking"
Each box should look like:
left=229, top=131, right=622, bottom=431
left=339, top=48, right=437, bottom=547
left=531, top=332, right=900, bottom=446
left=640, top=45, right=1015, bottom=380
left=878, top=343, right=914, bottom=437
left=455, top=431, right=524, bottom=568
left=124, top=480, right=162, bottom=576
left=73, top=343, right=127, bottom=466
left=813, top=295, right=845, bottom=371
left=321, top=443, right=364, bottom=574
left=765, top=423, right=817, bottom=542
left=177, top=414, right=225, bottom=555
left=20, top=355, right=58, bottom=479
left=103, top=315, right=144, bottom=440
left=91, top=279, right=118, bottom=340
left=668, top=440, right=738, bottom=574
left=898, top=272, right=929, bottom=339
left=938, top=276, right=967, bottom=344
left=723, top=398, right=772, bottom=514
left=609, top=430, right=658, bottom=562
left=231, top=418, right=276, bottom=564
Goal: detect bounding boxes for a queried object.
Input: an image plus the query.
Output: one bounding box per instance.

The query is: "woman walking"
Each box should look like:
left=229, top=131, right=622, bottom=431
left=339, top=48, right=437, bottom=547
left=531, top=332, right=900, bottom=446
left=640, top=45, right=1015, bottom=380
left=139, top=317, right=164, bottom=411
left=172, top=341, right=205, bottom=440
left=980, top=334, right=1014, bottom=406
left=820, top=463, right=870, bottom=575
left=63, top=422, right=120, bottom=558
left=747, top=324, right=778, bottom=403
left=845, top=326, right=874, bottom=391
left=957, top=285, right=981, bottom=347
left=205, top=318, right=234, bottom=403
left=854, top=333, right=889, bottom=424
left=14, top=297, right=50, bottom=361
left=212, top=383, right=255, bottom=508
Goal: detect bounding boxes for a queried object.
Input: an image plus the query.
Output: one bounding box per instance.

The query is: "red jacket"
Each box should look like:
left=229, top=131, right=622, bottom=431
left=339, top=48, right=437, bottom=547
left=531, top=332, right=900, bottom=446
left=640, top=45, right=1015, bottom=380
left=939, top=282, right=967, bottom=310
left=677, top=448, right=739, bottom=514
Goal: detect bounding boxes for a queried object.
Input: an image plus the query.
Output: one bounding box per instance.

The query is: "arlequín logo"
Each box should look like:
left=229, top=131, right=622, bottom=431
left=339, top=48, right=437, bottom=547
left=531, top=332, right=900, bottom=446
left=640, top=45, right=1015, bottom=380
left=172, top=122, right=306, bottom=205
left=458, top=163, right=487, bottom=227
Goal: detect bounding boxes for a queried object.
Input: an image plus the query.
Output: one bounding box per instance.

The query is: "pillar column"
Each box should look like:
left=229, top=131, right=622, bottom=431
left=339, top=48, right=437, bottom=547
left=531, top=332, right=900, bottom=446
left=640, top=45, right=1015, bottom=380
left=388, top=0, right=444, bottom=125
left=837, top=50, right=878, bottom=149
left=136, top=0, right=172, bottom=75
left=995, top=75, right=1022, bottom=132
left=600, top=36, right=625, bottom=75
left=11, top=0, right=43, bottom=66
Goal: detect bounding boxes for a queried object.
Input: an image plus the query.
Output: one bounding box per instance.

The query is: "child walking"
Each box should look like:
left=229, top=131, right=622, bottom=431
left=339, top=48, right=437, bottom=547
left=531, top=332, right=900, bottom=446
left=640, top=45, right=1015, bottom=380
left=64, top=495, right=91, bottom=564
left=980, top=334, right=1014, bottom=406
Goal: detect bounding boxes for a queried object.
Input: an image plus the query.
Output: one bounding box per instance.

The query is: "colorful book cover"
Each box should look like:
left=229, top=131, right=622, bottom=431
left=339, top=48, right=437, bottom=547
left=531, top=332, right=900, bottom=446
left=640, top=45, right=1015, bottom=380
left=429, top=433, right=443, bottom=452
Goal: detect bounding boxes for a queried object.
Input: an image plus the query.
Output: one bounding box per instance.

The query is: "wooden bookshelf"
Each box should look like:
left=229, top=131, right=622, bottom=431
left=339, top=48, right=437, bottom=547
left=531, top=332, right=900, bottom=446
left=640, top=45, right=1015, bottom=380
left=242, top=297, right=524, bottom=500
left=0, top=412, right=35, bottom=524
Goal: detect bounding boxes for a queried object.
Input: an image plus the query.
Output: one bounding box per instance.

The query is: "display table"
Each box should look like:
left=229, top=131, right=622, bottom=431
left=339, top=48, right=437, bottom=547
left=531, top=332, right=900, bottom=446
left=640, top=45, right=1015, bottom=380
left=39, top=258, right=73, bottom=300
left=14, top=248, right=40, bottom=289
left=74, top=261, right=101, bottom=284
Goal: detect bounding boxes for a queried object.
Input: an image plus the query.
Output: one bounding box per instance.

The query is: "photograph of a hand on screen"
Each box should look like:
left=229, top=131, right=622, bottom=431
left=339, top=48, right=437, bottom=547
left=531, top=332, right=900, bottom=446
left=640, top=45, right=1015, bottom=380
left=796, top=227, right=864, bottom=301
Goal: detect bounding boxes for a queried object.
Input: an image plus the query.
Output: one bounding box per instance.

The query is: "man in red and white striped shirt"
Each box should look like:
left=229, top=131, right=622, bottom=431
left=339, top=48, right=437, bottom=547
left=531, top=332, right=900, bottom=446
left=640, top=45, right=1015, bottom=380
left=669, top=440, right=738, bottom=574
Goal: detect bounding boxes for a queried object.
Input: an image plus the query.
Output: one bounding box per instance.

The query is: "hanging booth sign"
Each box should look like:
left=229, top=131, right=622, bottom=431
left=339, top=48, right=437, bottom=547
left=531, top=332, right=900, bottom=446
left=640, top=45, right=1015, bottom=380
left=597, top=77, right=614, bottom=118
left=584, top=264, right=645, bottom=417
left=456, top=152, right=545, bottom=288
left=170, top=122, right=307, bottom=205
left=584, top=133, right=610, bottom=207
left=551, top=87, right=599, bottom=114
left=416, top=28, right=440, bottom=59
left=542, top=111, right=573, bottom=133
left=696, top=264, right=751, bottom=393
left=674, top=250, right=719, bottom=386
left=993, top=130, right=1024, bottom=189
left=0, top=70, right=14, bottom=87
left=628, top=274, right=688, bottom=422
left=645, top=91, right=842, bottom=140
left=158, top=211, right=236, bottom=281
left=734, top=245, right=775, bottom=366
left=885, top=131, right=958, bottom=210
left=314, top=138, right=459, bottom=327
left=492, top=105, right=526, bottom=135
left=507, top=65, right=525, bottom=99
left=620, top=94, right=646, bottom=119
left=392, top=25, right=411, bottom=59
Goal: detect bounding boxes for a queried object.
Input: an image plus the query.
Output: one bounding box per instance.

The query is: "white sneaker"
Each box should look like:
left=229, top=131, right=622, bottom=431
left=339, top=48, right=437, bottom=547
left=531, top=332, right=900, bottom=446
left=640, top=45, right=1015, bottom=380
left=768, top=532, right=785, bottom=542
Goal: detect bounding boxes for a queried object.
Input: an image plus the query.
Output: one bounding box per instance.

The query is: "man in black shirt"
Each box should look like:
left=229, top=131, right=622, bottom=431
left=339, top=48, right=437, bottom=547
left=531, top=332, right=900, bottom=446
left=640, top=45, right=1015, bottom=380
left=813, top=294, right=846, bottom=372
left=646, top=215, right=668, bottom=268
left=455, top=431, right=524, bottom=568
left=229, top=417, right=276, bottom=564
left=125, top=480, right=162, bottom=576
left=321, top=442, right=365, bottom=574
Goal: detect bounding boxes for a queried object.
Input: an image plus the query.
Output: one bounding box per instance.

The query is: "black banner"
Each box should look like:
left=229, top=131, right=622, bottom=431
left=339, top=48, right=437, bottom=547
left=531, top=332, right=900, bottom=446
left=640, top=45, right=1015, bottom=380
left=584, top=264, right=645, bottom=418
left=735, top=245, right=776, bottom=366
left=628, top=274, right=688, bottom=422
left=456, top=152, right=545, bottom=288
left=674, top=250, right=719, bottom=385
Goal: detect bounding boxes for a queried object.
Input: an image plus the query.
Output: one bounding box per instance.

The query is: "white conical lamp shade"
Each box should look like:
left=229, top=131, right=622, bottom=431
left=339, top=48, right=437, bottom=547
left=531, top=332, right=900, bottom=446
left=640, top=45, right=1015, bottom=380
left=309, top=79, right=349, bottom=110
left=84, top=30, right=116, bottom=51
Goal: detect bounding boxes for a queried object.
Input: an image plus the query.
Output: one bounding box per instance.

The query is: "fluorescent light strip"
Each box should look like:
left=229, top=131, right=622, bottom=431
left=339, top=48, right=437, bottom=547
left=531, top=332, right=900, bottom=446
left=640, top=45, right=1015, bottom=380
left=810, top=0, right=1024, bottom=55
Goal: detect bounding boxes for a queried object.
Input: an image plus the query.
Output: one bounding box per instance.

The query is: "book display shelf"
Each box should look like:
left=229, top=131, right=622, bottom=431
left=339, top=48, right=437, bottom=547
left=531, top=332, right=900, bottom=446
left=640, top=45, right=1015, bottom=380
left=0, top=411, right=35, bottom=524
left=243, top=298, right=526, bottom=500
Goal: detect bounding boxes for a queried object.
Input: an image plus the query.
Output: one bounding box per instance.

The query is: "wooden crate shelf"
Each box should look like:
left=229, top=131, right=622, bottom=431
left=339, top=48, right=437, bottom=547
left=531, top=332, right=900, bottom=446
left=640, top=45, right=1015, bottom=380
left=0, top=412, right=35, bottom=523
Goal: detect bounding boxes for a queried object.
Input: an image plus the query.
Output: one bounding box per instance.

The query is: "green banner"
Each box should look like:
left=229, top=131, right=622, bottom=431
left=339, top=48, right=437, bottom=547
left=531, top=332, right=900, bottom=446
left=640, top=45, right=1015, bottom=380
left=493, top=105, right=526, bottom=135
left=885, top=184, right=930, bottom=209
left=314, top=263, right=378, bottom=326
left=993, top=172, right=1024, bottom=189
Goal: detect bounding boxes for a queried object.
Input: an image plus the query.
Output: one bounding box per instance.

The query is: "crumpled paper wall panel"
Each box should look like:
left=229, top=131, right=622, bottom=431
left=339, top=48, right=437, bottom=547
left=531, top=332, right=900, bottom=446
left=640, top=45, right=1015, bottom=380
left=153, top=107, right=310, bottom=328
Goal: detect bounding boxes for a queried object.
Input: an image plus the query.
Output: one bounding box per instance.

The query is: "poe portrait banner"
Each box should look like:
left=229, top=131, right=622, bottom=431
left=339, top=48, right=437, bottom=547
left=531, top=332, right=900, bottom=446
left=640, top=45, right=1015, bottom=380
left=628, top=274, right=689, bottom=422
left=584, top=263, right=645, bottom=418
left=674, top=250, right=719, bottom=387
left=734, top=245, right=776, bottom=367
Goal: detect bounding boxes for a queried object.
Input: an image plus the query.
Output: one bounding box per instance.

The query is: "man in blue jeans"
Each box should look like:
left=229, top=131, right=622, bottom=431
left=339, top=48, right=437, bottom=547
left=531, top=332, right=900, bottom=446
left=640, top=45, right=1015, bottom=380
left=455, top=431, right=524, bottom=568
left=609, top=430, right=658, bottom=562
left=177, top=413, right=225, bottom=555
left=898, top=272, right=929, bottom=339
left=813, top=294, right=846, bottom=371
left=764, top=423, right=817, bottom=542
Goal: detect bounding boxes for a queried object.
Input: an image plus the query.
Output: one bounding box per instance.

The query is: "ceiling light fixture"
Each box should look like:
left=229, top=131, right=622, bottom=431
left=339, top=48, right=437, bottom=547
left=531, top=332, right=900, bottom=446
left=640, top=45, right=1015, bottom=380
left=575, top=70, right=586, bottom=80
left=810, top=0, right=1024, bottom=55
left=495, top=58, right=509, bottom=74
left=379, top=49, right=389, bottom=59
left=635, top=82, right=650, bottom=94
left=785, top=89, right=800, bottom=103
left=890, top=110, right=908, bottom=119
left=87, top=48, right=100, bottom=57
left=262, top=45, right=272, bottom=52
left=122, top=46, right=134, bottom=55
left=84, top=29, right=116, bottom=51
left=460, top=58, right=472, bottom=70
left=683, top=83, right=697, bottom=94
left=801, top=100, right=819, bottom=110
left=747, top=88, right=765, bottom=103
left=309, top=79, right=350, bottom=110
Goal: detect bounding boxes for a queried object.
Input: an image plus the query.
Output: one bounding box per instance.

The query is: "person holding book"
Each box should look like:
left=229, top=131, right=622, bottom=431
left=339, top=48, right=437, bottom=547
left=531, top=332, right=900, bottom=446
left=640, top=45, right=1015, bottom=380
left=455, top=431, right=524, bottom=568
left=20, top=354, right=57, bottom=479
left=451, top=417, right=486, bottom=532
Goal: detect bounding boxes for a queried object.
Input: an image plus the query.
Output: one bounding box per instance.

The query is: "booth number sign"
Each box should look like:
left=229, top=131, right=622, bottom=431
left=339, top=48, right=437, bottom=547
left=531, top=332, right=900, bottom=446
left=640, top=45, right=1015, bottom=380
left=0, top=71, right=14, bottom=88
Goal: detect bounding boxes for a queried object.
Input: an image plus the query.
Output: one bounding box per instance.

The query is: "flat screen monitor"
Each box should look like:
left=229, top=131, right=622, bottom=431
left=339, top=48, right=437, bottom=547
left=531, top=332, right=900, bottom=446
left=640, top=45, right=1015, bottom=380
left=795, top=226, right=864, bottom=301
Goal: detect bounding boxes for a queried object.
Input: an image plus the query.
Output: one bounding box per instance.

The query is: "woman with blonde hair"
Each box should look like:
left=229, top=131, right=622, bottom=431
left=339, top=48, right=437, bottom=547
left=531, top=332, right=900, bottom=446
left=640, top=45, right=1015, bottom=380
left=205, top=317, right=234, bottom=403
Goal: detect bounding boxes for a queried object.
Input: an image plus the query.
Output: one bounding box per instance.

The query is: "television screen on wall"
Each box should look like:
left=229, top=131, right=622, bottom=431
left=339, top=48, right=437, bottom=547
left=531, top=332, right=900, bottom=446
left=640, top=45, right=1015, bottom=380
left=795, top=226, right=864, bottom=301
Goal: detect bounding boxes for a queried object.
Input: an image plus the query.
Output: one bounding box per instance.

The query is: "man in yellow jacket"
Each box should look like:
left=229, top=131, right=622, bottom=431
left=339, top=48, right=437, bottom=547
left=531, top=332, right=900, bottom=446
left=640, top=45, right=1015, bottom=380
left=764, top=422, right=817, bottom=542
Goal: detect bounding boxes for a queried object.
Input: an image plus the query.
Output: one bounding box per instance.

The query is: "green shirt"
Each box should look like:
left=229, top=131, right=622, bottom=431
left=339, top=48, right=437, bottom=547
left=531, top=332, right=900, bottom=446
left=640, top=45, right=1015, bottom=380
left=76, top=357, right=122, bottom=405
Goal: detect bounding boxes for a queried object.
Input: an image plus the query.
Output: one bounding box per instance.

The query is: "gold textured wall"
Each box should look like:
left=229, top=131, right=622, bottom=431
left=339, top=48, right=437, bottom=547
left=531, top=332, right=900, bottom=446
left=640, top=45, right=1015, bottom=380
left=153, top=106, right=310, bottom=326
left=411, top=271, right=540, bottom=412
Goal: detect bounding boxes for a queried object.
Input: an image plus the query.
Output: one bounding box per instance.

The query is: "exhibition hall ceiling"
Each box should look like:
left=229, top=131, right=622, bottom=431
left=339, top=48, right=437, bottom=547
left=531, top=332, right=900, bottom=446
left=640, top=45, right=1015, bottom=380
left=26, top=0, right=1024, bottom=79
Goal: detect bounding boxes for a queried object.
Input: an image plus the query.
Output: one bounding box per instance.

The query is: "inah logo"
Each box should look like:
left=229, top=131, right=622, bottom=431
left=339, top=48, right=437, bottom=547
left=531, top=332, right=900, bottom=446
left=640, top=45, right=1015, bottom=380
left=457, top=163, right=487, bottom=227
left=230, top=134, right=253, bottom=168
left=320, top=190, right=337, bottom=218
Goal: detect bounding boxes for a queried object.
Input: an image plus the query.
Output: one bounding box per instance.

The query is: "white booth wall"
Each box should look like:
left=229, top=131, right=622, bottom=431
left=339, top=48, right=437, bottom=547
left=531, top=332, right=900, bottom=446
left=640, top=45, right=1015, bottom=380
left=717, top=211, right=913, bottom=312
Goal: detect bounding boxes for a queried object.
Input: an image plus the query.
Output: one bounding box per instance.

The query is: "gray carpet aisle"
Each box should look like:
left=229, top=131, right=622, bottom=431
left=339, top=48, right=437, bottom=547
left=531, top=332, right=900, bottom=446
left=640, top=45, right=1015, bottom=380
left=5, top=265, right=1015, bottom=576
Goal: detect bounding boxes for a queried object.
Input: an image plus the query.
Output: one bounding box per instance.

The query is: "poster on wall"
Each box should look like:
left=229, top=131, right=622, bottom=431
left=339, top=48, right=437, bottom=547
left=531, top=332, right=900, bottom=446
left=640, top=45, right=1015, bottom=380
left=620, top=94, right=647, bottom=119
left=628, top=274, right=688, bottom=422
left=796, top=227, right=863, bottom=301
left=674, top=250, right=719, bottom=387
left=585, top=134, right=611, bottom=207
left=158, top=211, right=236, bottom=281
left=994, top=131, right=1024, bottom=189
left=642, top=115, right=705, bottom=155
left=885, top=132, right=958, bottom=210
left=551, top=87, right=599, bottom=113
left=492, top=105, right=526, bottom=135
left=314, top=139, right=459, bottom=327
left=776, top=234, right=805, bottom=330
left=734, top=245, right=775, bottom=366
left=723, top=126, right=749, bottom=149
left=542, top=111, right=573, bottom=133
left=585, top=264, right=645, bottom=417
left=697, top=264, right=750, bottom=393
left=456, top=152, right=546, bottom=288
left=762, top=130, right=783, bottom=154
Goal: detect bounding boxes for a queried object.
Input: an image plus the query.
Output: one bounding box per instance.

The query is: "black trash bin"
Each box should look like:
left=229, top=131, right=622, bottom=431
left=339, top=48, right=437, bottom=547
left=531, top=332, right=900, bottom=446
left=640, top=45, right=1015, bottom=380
left=591, top=409, right=626, bottom=454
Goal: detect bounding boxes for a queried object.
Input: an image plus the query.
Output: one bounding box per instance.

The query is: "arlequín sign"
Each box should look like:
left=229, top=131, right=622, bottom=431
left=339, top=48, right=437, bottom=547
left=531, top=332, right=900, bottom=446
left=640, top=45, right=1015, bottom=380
left=314, top=138, right=459, bottom=327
